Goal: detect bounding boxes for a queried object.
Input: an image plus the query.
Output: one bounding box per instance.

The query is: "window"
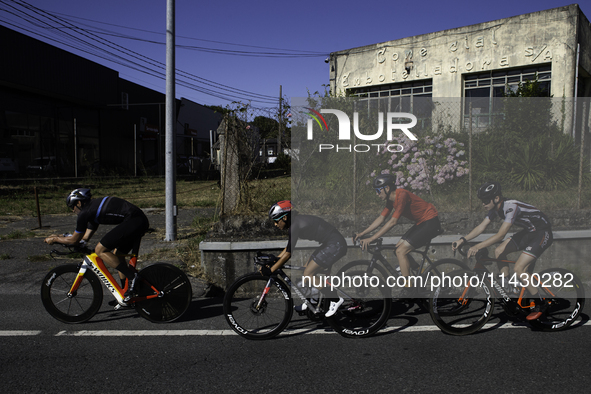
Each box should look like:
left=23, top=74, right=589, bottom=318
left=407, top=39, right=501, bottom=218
left=464, top=65, right=551, bottom=128
left=349, top=80, right=433, bottom=129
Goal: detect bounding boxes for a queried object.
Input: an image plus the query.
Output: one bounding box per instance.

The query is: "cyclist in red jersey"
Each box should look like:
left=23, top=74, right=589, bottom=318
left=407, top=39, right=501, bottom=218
left=354, top=174, right=442, bottom=279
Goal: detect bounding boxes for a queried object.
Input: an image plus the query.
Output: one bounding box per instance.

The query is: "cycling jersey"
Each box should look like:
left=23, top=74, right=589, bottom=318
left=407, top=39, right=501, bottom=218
left=286, top=215, right=343, bottom=253
left=76, top=197, right=149, bottom=254
left=486, top=199, right=551, bottom=232
left=381, top=188, right=438, bottom=225
left=75, top=197, right=145, bottom=233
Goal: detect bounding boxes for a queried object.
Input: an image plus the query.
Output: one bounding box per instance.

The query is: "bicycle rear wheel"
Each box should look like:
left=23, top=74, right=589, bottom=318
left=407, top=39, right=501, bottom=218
left=429, top=269, right=494, bottom=335
left=134, top=263, right=193, bottom=323
left=529, top=268, right=585, bottom=331
left=325, top=270, right=392, bottom=338
left=223, top=273, right=293, bottom=340
left=40, top=264, right=103, bottom=323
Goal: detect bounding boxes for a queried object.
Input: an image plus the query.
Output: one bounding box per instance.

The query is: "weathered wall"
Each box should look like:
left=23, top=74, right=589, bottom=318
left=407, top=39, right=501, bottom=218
left=329, top=5, right=584, bottom=98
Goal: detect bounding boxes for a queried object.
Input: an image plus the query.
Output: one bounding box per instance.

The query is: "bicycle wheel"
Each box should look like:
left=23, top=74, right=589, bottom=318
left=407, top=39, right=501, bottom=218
left=325, top=270, right=392, bottom=338
left=40, top=264, right=103, bottom=323
left=134, top=263, right=193, bottom=323
left=529, top=268, right=585, bottom=331
left=429, top=269, right=495, bottom=335
left=223, top=273, right=293, bottom=340
left=336, top=260, right=391, bottom=297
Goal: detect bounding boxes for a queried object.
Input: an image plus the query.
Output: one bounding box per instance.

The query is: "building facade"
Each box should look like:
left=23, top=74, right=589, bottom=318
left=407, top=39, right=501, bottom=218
left=328, top=5, right=591, bottom=131
left=0, top=25, right=221, bottom=177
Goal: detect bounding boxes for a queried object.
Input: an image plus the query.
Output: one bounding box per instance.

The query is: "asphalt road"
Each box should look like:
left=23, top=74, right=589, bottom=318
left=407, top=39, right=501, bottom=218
left=1, top=210, right=591, bottom=392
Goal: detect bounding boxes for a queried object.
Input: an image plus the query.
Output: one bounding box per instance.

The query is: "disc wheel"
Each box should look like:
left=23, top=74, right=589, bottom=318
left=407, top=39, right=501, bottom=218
left=134, top=263, right=193, bottom=323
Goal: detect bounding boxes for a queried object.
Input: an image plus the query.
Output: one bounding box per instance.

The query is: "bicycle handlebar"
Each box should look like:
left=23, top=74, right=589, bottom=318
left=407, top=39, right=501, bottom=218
left=50, top=242, right=94, bottom=258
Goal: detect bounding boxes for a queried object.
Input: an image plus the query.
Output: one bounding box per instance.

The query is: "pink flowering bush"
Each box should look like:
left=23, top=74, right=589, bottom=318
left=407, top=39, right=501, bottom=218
left=368, top=134, right=468, bottom=192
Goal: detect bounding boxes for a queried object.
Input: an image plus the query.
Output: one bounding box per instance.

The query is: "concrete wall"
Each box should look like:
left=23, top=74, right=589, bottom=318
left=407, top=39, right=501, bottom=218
left=329, top=5, right=587, bottom=98
left=200, top=231, right=591, bottom=291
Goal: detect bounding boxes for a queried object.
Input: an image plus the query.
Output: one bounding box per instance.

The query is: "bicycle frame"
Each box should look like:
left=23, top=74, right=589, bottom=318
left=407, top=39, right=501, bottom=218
left=361, top=239, right=438, bottom=277
left=257, top=265, right=353, bottom=316
left=69, top=253, right=160, bottom=306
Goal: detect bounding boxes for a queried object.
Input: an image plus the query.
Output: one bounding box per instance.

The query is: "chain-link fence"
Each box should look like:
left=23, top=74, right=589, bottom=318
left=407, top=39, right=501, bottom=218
left=289, top=96, right=591, bottom=219
left=216, top=103, right=291, bottom=216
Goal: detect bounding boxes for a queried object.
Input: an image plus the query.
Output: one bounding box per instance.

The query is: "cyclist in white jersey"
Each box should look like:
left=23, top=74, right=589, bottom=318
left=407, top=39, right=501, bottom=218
left=452, top=182, right=552, bottom=321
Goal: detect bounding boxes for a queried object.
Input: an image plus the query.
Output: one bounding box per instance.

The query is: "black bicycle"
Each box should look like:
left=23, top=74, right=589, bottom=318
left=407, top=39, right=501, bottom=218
left=340, top=237, right=469, bottom=303
left=429, top=243, right=585, bottom=335
left=223, top=252, right=392, bottom=339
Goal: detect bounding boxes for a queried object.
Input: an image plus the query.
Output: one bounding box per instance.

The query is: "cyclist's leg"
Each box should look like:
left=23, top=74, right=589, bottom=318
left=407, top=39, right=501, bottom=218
left=494, top=237, right=518, bottom=278
left=399, top=217, right=441, bottom=277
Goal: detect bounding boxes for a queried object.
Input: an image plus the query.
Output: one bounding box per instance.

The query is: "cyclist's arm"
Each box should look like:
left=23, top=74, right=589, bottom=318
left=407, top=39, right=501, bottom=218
left=263, top=247, right=289, bottom=273
left=355, top=214, right=386, bottom=241
left=44, top=231, right=83, bottom=245
left=82, top=228, right=95, bottom=242
left=452, top=217, right=491, bottom=250
left=360, top=215, right=398, bottom=249
left=468, top=221, right=512, bottom=257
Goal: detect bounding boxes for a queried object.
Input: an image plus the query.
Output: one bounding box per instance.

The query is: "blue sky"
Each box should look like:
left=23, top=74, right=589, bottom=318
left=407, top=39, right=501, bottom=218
left=1, top=0, right=588, bottom=109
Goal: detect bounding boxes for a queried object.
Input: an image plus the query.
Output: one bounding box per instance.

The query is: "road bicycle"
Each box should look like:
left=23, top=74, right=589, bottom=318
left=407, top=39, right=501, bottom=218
left=41, top=243, right=193, bottom=323
left=223, top=252, right=392, bottom=340
left=429, top=243, right=585, bottom=335
left=340, top=237, right=469, bottom=303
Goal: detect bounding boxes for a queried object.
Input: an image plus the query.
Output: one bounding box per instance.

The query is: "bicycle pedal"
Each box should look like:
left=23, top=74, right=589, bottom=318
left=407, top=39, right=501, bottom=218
left=297, top=311, right=306, bottom=316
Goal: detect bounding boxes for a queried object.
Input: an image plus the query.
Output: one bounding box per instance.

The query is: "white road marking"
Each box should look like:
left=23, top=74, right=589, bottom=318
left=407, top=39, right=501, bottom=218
left=1, top=320, right=589, bottom=337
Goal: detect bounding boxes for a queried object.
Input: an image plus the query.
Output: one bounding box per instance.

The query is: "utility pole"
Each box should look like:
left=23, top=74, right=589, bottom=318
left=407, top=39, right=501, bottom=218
left=165, top=0, right=177, bottom=241
left=278, top=85, right=282, bottom=154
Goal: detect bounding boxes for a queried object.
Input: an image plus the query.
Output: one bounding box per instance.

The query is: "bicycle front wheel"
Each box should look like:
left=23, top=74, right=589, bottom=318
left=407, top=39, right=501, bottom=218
left=135, top=263, right=193, bottom=323
left=40, top=264, right=103, bottom=323
left=429, top=269, right=494, bottom=335
left=223, top=273, right=293, bottom=340
left=529, top=268, right=585, bottom=331
left=326, top=270, right=392, bottom=338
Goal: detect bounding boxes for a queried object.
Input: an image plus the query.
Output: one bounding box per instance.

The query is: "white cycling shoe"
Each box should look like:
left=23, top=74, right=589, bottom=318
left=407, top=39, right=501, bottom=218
left=325, top=297, right=344, bottom=317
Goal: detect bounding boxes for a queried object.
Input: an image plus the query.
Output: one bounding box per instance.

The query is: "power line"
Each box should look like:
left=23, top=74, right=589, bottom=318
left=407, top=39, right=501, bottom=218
left=0, top=0, right=287, bottom=105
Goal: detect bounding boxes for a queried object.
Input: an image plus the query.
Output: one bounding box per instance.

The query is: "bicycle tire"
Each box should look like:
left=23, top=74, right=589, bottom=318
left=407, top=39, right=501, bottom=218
left=414, top=258, right=469, bottom=309
left=40, top=264, right=103, bottom=323
left=336, top=260, right=392, bottom=297
left=429, top=269, right=495, bottom=335
left=223, top=273, right=293, bottom=340
left=528, top=268, right=585, bottom=331
left=134, top=263, right=193, bottom=323
left=325, top=270, right=392, bottom=338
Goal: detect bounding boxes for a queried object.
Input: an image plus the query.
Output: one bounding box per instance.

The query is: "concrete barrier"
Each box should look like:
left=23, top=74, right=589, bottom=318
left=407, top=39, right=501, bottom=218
left=200, top=230, right=591, bottom=290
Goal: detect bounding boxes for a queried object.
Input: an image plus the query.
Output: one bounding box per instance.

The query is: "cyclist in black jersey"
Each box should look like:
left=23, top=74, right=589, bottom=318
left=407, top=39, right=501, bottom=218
left=265, top=201, right=347, bottom=317
left=44, top=188, right=149, bottom=300
left=452, top=182, right=552, bottom=320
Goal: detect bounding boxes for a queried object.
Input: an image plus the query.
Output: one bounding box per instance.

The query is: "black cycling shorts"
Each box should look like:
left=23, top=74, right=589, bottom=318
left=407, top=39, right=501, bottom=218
left=310, top=232, right=347, bottom=269
left=401, top=216, right=443, bottom=249
left=100, top=213, right=150, bottom=255
left=509, top=228, right=553, bottom=259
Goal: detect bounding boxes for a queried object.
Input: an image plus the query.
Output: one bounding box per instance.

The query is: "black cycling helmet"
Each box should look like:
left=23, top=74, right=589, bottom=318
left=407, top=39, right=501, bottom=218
left=373, top=174, right=396, bottom=189
left=268, top=200, right=292, bottom=221
left=66, top=188, right=92, bottom=209
left=477, top=182, right=502, bottom=202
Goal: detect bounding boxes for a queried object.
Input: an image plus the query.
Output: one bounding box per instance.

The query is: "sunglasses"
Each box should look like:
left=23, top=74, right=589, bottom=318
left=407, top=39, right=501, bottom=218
left=375, top=187, right=385, bottom=195
left=480, top=198, right=492, bottom=204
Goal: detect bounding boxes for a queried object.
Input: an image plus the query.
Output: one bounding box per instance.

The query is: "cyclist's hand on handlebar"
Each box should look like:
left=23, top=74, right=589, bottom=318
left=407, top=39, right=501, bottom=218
left=467, top=246, right=480, bottom=258
left=259, top=264, right=275, bottom=277
left=359, top=238, right=373, bottom=251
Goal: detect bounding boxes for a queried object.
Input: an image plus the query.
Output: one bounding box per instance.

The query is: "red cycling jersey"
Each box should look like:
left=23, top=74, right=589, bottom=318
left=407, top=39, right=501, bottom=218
left=381, top=188, right=438, bottom=225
